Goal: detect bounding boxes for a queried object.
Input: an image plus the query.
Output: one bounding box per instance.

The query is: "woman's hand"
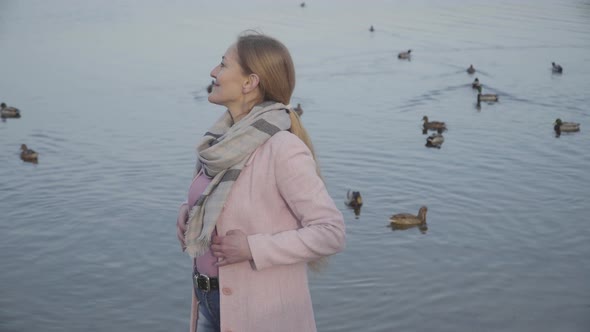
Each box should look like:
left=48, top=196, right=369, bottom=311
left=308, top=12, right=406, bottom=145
left=176, top=202, right=189, bottom=251
left=211, top=229, right=253, bottom=266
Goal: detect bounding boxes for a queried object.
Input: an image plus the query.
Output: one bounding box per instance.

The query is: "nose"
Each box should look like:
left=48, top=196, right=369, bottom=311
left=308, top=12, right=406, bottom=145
left=210, top=64, right=220, bottom=79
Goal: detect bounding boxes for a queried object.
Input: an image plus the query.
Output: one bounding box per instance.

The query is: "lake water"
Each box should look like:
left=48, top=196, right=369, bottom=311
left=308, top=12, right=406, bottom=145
left=1, top=1, right=589, bottom=331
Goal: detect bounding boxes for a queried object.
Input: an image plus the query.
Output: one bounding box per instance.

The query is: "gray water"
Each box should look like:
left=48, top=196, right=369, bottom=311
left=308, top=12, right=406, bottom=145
left=1, top=1, right=589, bottom=331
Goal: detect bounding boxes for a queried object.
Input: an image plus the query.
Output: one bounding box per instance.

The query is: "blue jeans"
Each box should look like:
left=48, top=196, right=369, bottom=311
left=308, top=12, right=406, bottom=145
left=194, top=286, right=220, bottom=332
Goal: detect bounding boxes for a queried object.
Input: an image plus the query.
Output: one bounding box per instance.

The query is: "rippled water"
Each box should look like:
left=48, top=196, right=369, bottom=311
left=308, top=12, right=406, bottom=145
left=1, top=1, right=589, bottom=331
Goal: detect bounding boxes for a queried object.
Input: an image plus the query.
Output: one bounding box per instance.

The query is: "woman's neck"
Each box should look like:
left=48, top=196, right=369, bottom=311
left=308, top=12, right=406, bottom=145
left=230, top=111, right=248, bottom=123
left=228, top=98, right=262, bottom=124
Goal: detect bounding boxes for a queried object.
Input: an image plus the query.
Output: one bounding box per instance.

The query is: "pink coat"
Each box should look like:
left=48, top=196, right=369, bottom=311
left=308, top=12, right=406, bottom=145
left=189, top=131, right=346, bottom=332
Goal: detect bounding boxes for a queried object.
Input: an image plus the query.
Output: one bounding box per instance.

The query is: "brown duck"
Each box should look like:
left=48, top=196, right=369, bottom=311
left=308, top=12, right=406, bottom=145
left=20, top=144, right=38, bottom=162
left=1, top=102, right=21, bottom=118
left=390, top=206, right=428, bottom=226
left=422, top=116, right=447, bottom=132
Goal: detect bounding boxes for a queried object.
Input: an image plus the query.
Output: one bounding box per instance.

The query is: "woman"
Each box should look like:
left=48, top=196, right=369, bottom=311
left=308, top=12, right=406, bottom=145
left=176, top=32, right=346, bottom=332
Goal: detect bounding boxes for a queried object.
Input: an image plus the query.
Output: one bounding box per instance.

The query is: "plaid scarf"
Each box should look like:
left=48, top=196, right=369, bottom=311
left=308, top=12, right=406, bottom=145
left=185, top=101, right=291, bottom=258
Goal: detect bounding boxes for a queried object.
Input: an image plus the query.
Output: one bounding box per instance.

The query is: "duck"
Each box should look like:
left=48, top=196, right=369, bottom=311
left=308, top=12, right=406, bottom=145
left=20, top=144, right=38, bottom=162
left=467, top=64, right=476, bottom=74
left=553, top=118, right=580, bottom=137
left=471, top=77, right=481, bottom=89
left=552, top=62, right=563, bottom=73
left=398, top=49, right=412, bottom=59
left=422, top=116, right=447, bottom=132
left=390, top=206, right=428, bottom=226
left=369, top=25, right=375, bottom=32
left=206, top=80, right=214, bottom=94
left=1, top=102, right=21, bottom=118
left=476, top=86, right=498, bottom=105
left=425, top=132, right=444, bottom=148
left=345, top=190, right=363, bottom=209
left=293, top=103, right=304, bottom=117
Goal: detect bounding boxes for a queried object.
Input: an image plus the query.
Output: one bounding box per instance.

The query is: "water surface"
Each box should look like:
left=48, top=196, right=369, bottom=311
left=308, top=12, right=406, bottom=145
left=1, top=1, right=589, bottom=331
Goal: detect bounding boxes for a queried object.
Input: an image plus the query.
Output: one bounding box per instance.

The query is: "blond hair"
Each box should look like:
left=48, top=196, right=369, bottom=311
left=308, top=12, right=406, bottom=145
left=236, top=32, right=321, bottom=176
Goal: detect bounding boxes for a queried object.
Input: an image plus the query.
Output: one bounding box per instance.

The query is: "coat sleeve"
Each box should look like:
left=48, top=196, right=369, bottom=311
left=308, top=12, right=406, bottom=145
left=247, top=134, right=346, bottom=270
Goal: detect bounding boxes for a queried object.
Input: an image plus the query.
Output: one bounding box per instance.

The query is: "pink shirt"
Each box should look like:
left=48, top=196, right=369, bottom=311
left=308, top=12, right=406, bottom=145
left=187, top=170, right=218, bottom=277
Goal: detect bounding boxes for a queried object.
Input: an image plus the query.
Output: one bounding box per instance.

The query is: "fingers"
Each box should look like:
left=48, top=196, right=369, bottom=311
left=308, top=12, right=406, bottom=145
left=177, top=206, right=189, bottom=231
left=210, top=229, right=252, bottom=266
left=216, top=258, right=230, bottom=267
left=179, top=202, right=189, bottom=211
left=176, top=223, right=187, bottom=251
left=211, top=235, right=222, bottom=244
left=215, top=256, right=236, bottom=267
left=177, top=227, right=186, bottom=251
left=225, top=229, right=244, bottom=236
left=177, top=219, right=187, bottom=233
left=176, top=203, right=190, bottom=252
left=211, top=236, right=224, bottom=258
left=210, top=234, right=232, bottom=255
left=211, top=248, right=224, bottom=257
left=177, top=227, right=184, bottom=242
left=179, top=202, right=189, bottom=217
left=215, top=256, right=241, bottom=267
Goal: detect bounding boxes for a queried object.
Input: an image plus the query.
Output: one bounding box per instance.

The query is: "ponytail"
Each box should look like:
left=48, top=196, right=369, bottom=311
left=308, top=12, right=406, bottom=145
left=288, top=110, right=322, bottom=179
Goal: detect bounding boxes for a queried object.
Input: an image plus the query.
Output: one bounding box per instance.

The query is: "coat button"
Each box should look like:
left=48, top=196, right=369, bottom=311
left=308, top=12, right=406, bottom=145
left=222, top=287, right=233, bottom=295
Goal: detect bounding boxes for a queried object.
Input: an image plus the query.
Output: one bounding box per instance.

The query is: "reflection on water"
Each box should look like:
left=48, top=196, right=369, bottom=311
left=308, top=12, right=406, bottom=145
left=1, top=0, right=590, bottom=331
left=389, top=222, right=428, bottom=234
left=345, top=205, right=362, bottom=219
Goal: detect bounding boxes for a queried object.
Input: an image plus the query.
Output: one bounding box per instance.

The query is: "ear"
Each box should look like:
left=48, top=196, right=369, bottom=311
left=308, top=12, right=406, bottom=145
left=242, top=73, right=260, bottom=94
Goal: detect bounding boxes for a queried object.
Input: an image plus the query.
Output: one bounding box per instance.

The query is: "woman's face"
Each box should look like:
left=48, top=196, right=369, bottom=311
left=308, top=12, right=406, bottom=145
left=208, top=44, right=249, bottom=108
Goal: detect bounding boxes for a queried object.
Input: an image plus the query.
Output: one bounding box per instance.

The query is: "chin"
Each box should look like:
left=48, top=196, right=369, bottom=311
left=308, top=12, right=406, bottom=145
left=207, top=94, right=220, bottom=105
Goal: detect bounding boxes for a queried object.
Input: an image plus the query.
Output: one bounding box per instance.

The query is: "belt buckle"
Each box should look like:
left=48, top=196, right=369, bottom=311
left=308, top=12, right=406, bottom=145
left=194, top=273, right=211, bottom=292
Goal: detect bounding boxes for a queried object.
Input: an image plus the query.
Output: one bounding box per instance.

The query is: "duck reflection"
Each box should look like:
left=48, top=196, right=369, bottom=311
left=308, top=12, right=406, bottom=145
left=345, top=190, right=363, bottom=219
left=389, top=222, right=428, bottom=234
